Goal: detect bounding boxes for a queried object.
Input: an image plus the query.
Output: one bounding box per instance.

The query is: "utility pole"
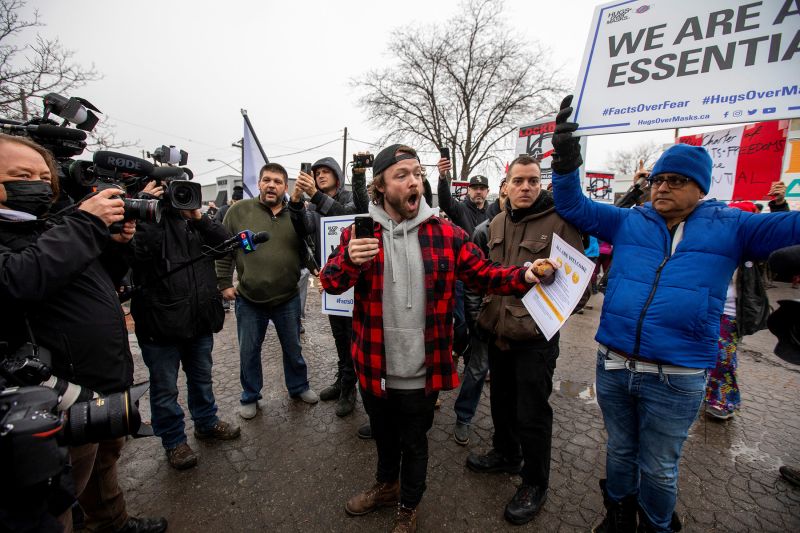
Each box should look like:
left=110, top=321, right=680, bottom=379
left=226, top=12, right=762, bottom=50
left=19, top=90, right=28, bottom=120
left=342, top=127, right=348, bottom=177
left=232, top=138, right=244, bottom=192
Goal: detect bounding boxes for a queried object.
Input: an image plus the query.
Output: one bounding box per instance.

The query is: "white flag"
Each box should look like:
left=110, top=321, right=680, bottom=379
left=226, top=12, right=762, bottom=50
left=242, top=110, right=268, bottom=199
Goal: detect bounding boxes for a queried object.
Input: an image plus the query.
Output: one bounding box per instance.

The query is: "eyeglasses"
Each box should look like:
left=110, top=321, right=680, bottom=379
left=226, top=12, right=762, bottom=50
left=647, top=175, right=692, bottom=189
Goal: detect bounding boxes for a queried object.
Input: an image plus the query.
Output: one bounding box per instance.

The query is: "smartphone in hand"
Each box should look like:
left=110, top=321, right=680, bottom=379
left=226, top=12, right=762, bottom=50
left=354, top=216, right=374, bottom=239
left=301, top=162, right=312, bottom=174
left=439, top=147, right=450, bottom=160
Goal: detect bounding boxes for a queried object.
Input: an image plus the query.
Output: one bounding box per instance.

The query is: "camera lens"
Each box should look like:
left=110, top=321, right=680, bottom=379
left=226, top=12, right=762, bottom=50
left=123, top=198, right=162, bottom=223
left=173, top=186, right=190, bottom=204
left=167, top=181, right=202, bottom=211
left=63, top=383, right=150, bottom=446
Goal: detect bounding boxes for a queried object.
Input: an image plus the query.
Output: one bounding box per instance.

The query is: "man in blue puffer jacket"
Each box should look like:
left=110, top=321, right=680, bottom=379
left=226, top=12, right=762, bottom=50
left=550, top=96, right=800, bottom=533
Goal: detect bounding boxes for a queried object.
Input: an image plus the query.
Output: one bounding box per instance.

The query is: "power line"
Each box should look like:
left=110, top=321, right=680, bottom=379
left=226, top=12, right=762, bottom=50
left=108, top=114, right=343, bottom=153
left=271, top=138, right=341, bottom=158
left=349, top=137, right=381, bottom=147
left=105, top=115, right=225, bottom=150
left=195, top=163, right=238, bottom=178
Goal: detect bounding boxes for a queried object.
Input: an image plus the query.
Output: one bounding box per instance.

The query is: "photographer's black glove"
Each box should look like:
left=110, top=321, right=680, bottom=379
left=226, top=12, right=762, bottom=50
left=551, top=95, right=583, bottom=175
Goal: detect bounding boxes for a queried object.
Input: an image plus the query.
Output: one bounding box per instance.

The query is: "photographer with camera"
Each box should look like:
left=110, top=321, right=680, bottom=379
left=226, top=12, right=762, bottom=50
left=0, top=134, right=166, bottom=533
left=127, top=177, right=241, bottom=471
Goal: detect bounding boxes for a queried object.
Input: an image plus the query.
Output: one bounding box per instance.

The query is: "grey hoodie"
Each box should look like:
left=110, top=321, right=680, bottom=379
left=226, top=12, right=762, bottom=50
left=369, top=199, right=436, bottom=389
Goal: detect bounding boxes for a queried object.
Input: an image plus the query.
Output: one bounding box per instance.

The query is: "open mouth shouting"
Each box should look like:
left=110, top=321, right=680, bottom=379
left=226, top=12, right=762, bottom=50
left=406, top=192, right=419, bottom=211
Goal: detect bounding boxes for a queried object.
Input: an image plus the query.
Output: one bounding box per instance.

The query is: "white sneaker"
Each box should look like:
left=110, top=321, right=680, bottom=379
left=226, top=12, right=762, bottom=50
left=296, top=388, right=319, bottom=404
left=239, top=402, right=258, bottom=419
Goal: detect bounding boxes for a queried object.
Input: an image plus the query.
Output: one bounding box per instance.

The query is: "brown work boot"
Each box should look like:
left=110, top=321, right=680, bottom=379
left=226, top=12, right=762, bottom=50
left=166, top=442, right=198, bottom=470
left=392, top=505, right=417, bottom=533
left=194, top=419, right=242, bottom=441
left=345, top=480, right=400, bottom=516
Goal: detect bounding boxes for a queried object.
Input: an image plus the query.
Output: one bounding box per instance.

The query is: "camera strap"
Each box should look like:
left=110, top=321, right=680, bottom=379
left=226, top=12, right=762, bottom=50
left=23, top=315, right=41, bottom=359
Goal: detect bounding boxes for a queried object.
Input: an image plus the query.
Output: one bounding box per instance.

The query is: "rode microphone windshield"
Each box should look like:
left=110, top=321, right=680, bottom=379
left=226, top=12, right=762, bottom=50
left=93, top=151, right=155, bottom=176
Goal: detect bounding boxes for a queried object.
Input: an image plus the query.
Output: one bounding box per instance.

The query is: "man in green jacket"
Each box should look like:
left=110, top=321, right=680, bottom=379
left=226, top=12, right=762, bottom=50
left=216, top=163, right=319, bottom=419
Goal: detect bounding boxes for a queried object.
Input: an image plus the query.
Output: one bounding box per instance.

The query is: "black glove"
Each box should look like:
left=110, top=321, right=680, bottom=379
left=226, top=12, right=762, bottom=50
left=551, top=95, right=583, bottom=175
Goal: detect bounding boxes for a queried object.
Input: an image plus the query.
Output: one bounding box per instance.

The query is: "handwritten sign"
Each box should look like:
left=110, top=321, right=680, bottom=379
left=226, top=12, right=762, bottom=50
left=678, top=120, right=789, bottom=201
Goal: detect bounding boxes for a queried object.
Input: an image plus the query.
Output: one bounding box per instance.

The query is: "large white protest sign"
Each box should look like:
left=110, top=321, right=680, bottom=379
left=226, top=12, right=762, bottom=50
left=320, top=215, right=355, bottom=316
left=573, top=0, right=800, bottom=135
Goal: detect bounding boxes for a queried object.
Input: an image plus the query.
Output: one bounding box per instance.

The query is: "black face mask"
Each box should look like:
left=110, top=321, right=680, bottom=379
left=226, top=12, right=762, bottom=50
left=2, top=180, right=54, bottom=217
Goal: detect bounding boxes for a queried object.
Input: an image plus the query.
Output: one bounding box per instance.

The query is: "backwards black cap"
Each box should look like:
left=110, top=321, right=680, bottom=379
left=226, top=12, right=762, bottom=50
left=373, top=144, right=420, bottom=176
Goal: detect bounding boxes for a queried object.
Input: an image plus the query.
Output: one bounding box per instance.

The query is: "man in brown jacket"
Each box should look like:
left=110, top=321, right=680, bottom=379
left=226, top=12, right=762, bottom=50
left=466, top=154, right=586, bottom=526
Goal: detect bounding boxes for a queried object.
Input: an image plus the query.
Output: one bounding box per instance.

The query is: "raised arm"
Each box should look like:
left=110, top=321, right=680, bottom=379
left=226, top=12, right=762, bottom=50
left=351, top=167, right=370, bottom=214
left=551, top=95, right=628, bottom=242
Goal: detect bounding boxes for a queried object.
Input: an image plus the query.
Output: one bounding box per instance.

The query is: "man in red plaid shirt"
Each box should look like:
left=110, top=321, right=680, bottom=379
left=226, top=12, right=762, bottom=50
left=320, top=143, right=554, bottom=533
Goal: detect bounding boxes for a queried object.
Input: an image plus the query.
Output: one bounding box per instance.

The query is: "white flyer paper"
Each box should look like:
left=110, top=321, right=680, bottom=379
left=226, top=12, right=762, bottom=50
left=522, top=233, right=593, bottom=341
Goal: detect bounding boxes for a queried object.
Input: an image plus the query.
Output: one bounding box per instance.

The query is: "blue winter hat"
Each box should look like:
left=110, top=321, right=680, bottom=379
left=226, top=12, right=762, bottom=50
left=650, top=144, right=712, bottom=194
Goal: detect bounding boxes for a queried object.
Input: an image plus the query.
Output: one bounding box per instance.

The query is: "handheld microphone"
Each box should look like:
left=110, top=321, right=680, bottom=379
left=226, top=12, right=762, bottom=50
left=216, top=230, right=270, bottom=254
left=94, top=151, right=155, bottom=176
left=237, top=230, right=270, bottom=254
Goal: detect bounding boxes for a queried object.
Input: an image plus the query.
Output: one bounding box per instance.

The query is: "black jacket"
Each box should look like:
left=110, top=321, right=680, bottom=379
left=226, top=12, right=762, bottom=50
left=769, top=244, right=800, bottom=281
left=735, top=261, right=770, bottom=337
left=0, top=211, right=133, bottom=394
left=215, top=202, right=232, bottom=223
left=437, top=178, right=488, bottom=236
left=485, top=198, right=503, bottom=221
left=463, top=201, right=504, bottom=324
left=129, top=210, right=229, bottom=343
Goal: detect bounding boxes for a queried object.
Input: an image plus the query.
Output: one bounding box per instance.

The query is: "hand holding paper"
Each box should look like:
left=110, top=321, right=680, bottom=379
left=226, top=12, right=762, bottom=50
left=522, top=234, right=593, bottom=340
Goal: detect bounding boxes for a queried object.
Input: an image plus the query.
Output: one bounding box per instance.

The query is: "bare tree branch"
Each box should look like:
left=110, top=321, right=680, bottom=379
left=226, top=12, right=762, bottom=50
left=0, top=0, right=100, bottom=120
left=354, top=0, right=567, bottom=180
left=605, top=141, right=662, bottom=175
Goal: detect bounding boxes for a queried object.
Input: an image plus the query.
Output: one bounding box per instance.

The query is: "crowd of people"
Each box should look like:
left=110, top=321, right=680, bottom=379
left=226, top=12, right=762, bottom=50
left=1, top=91, right=799, bottom=533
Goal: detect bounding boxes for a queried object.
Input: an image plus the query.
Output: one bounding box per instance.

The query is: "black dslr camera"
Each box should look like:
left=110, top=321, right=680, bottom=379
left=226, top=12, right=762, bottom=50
left=1, top=342, right=152, bottom=447
left=69, top=152, right=163, bottom=231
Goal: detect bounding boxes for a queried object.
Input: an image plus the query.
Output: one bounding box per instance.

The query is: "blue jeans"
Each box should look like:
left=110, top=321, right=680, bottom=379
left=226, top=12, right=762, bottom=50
left=139, top=334, right=219, bottom=450
left=453, top=333, right=489, bottom=424
left=235, top=294, right=310, bottom=404
left=596, top=350, right=707, bottom=532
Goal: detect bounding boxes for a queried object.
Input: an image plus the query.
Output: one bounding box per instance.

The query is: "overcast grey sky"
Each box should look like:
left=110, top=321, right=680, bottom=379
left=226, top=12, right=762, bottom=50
left=17, top=0, right=686, bottom=188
